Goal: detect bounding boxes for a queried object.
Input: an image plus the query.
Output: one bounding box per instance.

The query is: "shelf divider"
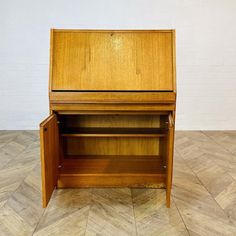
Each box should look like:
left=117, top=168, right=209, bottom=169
left=61, top=127, right=168, bottom=137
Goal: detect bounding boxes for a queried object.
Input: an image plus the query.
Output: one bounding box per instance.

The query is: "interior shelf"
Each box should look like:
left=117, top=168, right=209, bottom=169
left=59, top=156, right=165, bottom=176
left=61, top=127, right=168, bottom=137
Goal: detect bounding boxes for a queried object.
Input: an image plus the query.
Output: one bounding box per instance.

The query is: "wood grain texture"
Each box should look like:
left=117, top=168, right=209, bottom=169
left=59, top=158, right=165, bottom=174
left=173, top=131, right=236, bottom=235
left=60, top=114, right=161, bottom=128
left=57, top=158, right=166, bottom=188
left=86, top=188, right=136, bottom=235
left=49, top=91, right=176, bottom=103
left=166, top=113, right=174, bottom=207
left=42, top=29, right=176, bottom=208
left=40, top=114, right=59, bottom=208
left=50, top=103, right=175, bottom=112
left=51, top=30, right=174, bottom=91
left=65, top=137, right=160, bottom=156
left=1, top=131, right=236, bottom=235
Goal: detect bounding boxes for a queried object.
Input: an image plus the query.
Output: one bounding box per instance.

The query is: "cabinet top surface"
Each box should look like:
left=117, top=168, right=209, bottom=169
left=50, top=29, right=176, bottom=92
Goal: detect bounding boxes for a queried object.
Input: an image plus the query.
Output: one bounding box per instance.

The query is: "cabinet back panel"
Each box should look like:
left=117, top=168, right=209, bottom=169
left=51, top=30, right=174, bottom=91
left=65, top=137, right=159, bottom=156
left=61, top=115, right=161, bottom=128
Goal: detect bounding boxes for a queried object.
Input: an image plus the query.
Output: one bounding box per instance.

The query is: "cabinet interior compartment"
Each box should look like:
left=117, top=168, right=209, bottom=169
left=56, top=114, right=169, bottom=185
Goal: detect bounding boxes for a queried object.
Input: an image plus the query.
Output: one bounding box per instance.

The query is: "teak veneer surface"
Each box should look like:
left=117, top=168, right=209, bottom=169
left=59, top=158, right=165, bottom=175
left=40, top=114, right=59, bottom=208
left=65, top=137, right=161, bottom=156
left=40, top=29, right=176, bottom=208
left=58, top=158, right=166, bottom=188
left=51, top=30, right=175, bottom=91
left=61, top=127, right=167, bottom=137
left=49, top=92, right=176, bottom=104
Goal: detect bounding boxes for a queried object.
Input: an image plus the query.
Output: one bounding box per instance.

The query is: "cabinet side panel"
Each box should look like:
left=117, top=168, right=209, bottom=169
left=171, top=30, right=176, bottom=92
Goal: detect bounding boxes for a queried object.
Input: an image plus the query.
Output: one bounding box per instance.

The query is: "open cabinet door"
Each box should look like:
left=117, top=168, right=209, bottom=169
left=166, top=113, right=174, bottom=208
left=40, top=114, right=59, bottom=207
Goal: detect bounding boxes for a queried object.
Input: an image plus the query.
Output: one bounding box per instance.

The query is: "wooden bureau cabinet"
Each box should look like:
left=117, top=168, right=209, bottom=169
left=40, top=29, right=176, bottom=208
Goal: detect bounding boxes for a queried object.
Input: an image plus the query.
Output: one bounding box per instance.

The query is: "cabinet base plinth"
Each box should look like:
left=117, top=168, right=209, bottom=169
left=57, top=175, right=166, bottom=189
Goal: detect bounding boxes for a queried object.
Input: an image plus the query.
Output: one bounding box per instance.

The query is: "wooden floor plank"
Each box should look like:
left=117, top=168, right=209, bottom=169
left=0, top=131, right=235, bottom=235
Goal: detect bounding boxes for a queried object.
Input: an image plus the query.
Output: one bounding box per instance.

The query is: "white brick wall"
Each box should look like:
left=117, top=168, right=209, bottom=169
left=1, top=0, right=236, bottom=130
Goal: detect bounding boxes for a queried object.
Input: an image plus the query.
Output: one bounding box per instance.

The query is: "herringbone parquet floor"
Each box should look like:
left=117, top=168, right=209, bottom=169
left=0, top=131, right=236, bottom=236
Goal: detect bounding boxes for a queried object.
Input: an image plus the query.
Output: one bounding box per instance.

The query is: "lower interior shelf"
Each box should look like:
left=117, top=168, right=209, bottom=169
left=59, top=156, right=165, bottom=176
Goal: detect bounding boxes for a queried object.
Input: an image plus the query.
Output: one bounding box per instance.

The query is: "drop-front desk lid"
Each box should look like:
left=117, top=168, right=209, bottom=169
left=49, top=29, right=176, bottom=92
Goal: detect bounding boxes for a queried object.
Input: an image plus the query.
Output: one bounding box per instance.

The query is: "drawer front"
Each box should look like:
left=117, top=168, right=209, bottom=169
left=50, top=103, right=175, bottom=113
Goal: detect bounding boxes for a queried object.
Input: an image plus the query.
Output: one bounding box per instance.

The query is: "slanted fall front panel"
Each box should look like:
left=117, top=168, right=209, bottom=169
left=51, top=30, right=174, bottom=91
